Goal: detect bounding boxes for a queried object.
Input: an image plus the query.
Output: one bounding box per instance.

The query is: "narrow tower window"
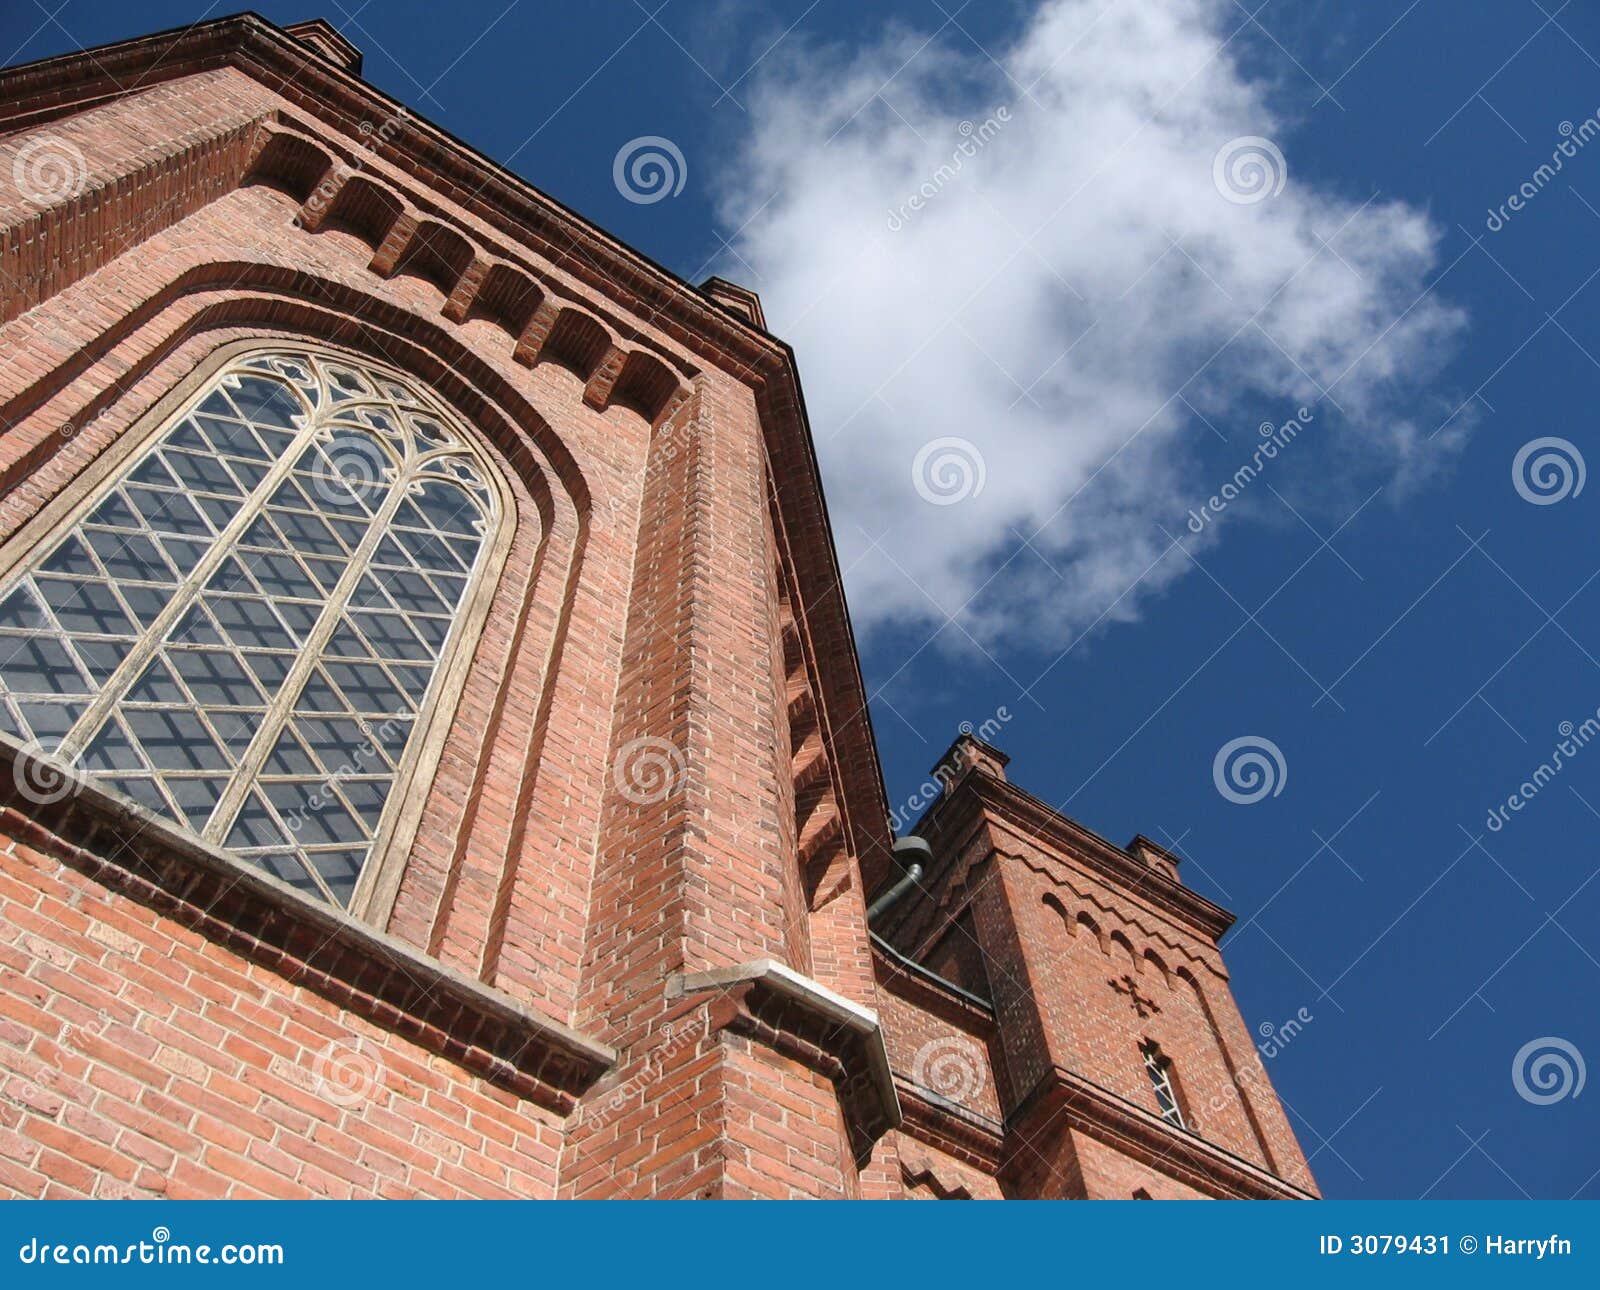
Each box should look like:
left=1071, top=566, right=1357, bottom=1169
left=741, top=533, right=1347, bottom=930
left=1142, top=1041, right=1186, bottom=1128
left=0, top=348, right=499, bottom=912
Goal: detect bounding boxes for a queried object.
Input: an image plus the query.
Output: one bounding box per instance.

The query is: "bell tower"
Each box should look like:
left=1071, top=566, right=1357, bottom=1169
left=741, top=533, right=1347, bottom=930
left=874, top=734, right=1319, bottom=1199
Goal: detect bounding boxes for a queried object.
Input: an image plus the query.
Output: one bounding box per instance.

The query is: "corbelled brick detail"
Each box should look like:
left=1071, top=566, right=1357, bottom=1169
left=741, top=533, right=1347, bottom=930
left=878, top=736, right=1318, bottom=1198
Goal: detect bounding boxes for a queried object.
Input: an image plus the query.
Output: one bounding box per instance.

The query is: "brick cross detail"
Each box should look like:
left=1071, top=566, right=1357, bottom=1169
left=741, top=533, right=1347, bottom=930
left=1111, top=973, right=1160, bottom=1018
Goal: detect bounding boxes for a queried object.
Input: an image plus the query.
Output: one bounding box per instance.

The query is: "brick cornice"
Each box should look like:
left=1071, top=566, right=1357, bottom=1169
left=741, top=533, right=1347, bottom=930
left=922, top=774, right=1236, bottom=943
left=1007, top=1064, right=1316, bottom=1200
left=0, top=10, right=897, bottom=893
left=668, top=960, right=902, bottom=1164
left=282, top=18, right=362, bottom=74
left=0, top=15, right=775, bottom=379
left=894, top=1079, right=1006, bottom=1173
left=0, top=735, right=615, bottom=1115
left=755, top=365, right=896, bottom=894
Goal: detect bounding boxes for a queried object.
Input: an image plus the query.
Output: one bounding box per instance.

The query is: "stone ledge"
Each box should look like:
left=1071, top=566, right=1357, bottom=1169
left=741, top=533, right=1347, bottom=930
left=894, top=1076, right=1006, bottom=1172
left=0, top=734, right=615, bottom=1114
left=1007, top=1064, right=1318, bottom=1200
left=667, top=959, right=902, bottom=1164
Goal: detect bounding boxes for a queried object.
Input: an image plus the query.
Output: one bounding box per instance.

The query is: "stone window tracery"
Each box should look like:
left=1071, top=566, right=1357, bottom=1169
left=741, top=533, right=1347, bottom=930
left=0, top=347, right=500, bottom=912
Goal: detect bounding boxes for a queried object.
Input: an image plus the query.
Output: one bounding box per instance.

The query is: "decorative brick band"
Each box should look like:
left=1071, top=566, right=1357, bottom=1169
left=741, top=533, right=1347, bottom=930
left=1006, top=1064, right=1316, bottom=1200
left=0, top=734, right=615, bottom=1114
left=667, top=960, right=901, bottom=1164
left=894, top=1077, right=1006, bottom=1173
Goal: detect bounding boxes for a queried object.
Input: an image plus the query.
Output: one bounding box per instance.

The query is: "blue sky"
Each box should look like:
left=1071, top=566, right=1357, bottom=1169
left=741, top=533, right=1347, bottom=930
left=5, top=1, right=1598, bottom=1200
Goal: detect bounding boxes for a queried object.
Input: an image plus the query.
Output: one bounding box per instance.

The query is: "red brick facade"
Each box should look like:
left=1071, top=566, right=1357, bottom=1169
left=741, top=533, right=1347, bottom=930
left=0, top=15, right=1316, bottom=1199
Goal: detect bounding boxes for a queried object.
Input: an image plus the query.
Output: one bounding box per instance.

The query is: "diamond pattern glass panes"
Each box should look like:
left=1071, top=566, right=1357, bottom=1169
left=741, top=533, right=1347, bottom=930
left=0, top=349, right=496, bottom=911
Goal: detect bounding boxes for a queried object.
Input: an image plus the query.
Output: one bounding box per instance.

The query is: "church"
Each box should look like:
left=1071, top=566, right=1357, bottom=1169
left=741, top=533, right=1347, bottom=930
left=0, top=14, right=1317, bottom=1199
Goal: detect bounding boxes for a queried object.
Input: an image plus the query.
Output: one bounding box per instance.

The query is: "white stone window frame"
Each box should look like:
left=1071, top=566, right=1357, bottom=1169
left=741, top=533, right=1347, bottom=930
left=0, top=339, right=515, bottom=924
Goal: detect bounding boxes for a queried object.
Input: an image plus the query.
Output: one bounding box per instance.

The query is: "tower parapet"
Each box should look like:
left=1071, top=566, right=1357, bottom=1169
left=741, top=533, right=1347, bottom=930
left=873, top=733, right=1318, bottom=1198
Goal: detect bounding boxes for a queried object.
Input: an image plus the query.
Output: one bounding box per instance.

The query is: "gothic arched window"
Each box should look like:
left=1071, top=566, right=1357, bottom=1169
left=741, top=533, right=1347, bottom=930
left=0, top=347, right=502, bottom=913
left=1141, top=1041, right=1187, bottom=1128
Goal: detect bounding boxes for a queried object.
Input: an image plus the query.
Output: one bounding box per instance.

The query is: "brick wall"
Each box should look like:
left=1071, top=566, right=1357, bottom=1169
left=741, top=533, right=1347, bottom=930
left=0, top=30, right=899, bottom=1199
left=0, top=822, right=563, bottom=1198
left=879, top=982, right=1002, bottom=1125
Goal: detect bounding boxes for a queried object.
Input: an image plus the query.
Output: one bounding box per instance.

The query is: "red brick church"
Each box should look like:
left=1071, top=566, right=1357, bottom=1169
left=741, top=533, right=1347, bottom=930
left=0, top=14, right=1317, bottom=1199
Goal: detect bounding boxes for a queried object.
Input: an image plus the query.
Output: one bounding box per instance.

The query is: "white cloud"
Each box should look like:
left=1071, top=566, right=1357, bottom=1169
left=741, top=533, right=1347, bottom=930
left=714, top=0, right=1467, bottom=651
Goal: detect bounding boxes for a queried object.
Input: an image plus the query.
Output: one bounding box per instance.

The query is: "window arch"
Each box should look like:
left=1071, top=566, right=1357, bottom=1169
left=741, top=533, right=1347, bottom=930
left=0, top=346, right=504, bottom=913
left=1141, top=1041, right=1188, bottom=1129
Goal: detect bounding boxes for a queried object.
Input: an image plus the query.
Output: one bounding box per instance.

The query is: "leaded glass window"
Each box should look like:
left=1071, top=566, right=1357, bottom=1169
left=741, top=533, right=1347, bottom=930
left=0, top=348, right=499, bottom=910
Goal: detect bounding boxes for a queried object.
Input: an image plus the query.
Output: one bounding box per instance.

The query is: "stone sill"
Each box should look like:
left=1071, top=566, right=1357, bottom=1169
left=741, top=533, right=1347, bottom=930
left=668, top=959, right=902, bottom=1163
left=0, top=733, right=614, bottom=1113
